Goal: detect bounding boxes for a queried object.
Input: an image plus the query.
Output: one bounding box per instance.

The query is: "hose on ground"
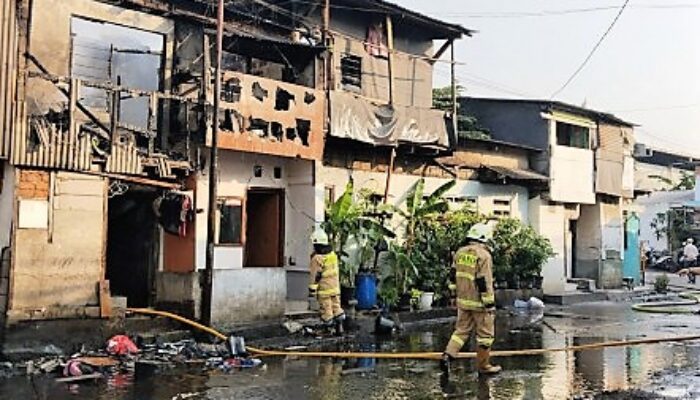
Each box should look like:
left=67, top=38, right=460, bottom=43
left=631, top=291, right=700, bottom=314
left=126, top=308, right=700, bottom=360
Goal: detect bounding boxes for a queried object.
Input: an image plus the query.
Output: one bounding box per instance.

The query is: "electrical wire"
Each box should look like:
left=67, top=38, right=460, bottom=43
left=550, top=0, right=630, bottom=100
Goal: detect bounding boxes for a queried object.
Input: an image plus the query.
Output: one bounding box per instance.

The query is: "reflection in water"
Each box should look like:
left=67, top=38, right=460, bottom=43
left=2, top=307, right=700, bottom=399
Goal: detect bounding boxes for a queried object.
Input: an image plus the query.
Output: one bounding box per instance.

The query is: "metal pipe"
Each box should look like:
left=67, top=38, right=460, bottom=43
left=202, top=0, right=225, bottom=327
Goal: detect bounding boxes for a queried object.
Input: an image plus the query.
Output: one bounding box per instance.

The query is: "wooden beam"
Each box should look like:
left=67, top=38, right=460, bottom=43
left=431, top=39, right=453, bottom=64
left=386, top=15, right=395, bottom=105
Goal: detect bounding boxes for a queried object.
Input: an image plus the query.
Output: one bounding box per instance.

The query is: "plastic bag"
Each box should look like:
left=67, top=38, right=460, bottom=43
left=514, top=299, right=529, bottom=308
left=106, top=335, right=139, bottom=356
left=528, top=297, right=545, bottom=309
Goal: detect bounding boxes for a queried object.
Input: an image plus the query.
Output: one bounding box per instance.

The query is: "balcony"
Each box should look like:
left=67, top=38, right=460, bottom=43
left=215, top=71, right=325, bottom=161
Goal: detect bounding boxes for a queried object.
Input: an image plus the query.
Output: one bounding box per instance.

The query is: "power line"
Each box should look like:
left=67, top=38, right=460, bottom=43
left=612, top=103, right=700, bottom=113
left=431, top=3, right=700, bottom=19
left=550, top=0, right=630, bottom=100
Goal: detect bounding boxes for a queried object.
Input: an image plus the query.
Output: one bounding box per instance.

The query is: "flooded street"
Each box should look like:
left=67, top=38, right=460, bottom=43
left=3, top=302, right=700, bottom=399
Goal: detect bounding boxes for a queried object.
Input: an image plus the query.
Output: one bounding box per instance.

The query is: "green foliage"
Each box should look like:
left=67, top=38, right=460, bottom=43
left=648, top=171, right=696, bottom=191
left=654, top=274, right=669, bottom=293
left=322, top=182, right=394, bottom=287
left=432, top=85, right=490, bottom=140
left=490, top=218, right=555, bottom=283
left=651, top=208, right=695, bottom=252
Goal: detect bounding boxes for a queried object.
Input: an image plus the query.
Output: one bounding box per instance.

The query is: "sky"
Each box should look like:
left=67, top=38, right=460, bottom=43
left=395, top=0, right=700, bottom=156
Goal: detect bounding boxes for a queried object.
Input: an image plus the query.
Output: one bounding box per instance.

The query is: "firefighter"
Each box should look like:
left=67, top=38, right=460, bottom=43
left=309, top=229, right=345, bottom=335
left=441, top=221, right=501, bottom=377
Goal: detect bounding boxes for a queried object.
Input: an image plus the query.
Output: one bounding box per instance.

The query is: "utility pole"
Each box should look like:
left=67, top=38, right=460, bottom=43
left=202, top=0, right=225, bottom=326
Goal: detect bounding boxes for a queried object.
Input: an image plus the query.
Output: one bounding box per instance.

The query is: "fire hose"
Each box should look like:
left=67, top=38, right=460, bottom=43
left=631, top=291, right=700, bottom=314
left=126, top=308, right=700, bottom=360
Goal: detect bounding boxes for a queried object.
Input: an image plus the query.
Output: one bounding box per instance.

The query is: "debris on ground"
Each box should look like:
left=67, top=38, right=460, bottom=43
left=514, top=297, right=546, bottom=309
left=106, top=335, right=140, bottom=356
left=283, top=321, right=304, bottom=334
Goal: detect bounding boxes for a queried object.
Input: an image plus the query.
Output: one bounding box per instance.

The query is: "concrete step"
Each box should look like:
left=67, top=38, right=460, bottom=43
left=543, top=292, right=608, bottom=306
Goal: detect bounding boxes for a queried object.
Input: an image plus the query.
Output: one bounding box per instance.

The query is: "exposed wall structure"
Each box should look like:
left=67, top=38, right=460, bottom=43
left=529, top=197, right=567, bottom=294
left=9, top=169, right=106, bottom=322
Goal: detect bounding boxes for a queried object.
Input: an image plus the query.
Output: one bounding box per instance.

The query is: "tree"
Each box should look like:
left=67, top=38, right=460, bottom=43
left=432, top=85, right=490, bottom=140
left=648, top=171, right=695, bottom=191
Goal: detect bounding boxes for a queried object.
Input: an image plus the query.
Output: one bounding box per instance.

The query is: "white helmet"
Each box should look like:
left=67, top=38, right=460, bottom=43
left=311, top=228, right=330, bottom=246
left=688, top=238, right=695, bottom=244
left=467, top=222, right=495, bottom=243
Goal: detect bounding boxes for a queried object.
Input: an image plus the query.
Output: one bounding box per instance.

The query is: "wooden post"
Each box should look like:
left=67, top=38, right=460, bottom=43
left=450, top=40, right=457, bottom=138
left=383, top=14, right=396, bottom=204
left=202, top=0, right=225, bottom=327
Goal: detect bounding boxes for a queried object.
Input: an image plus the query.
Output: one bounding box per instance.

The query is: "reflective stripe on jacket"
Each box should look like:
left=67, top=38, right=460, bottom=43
left=309, top=252, right=341, bottom=297
left=453, top=242, right=495, bottom=311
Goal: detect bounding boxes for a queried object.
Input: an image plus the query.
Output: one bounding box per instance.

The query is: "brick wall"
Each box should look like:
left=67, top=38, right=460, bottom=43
left=17, top=169, right=49, bottom=199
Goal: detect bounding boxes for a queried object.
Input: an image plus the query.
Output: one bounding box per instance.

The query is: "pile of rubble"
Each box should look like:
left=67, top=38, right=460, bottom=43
left=1, top=334, right=263, bottom=383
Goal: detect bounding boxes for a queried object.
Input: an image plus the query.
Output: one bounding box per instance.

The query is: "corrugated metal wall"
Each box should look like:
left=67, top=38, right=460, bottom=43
left=0, top=0, right=18, bottom=160
left=106, top=142, right=142, bottom=175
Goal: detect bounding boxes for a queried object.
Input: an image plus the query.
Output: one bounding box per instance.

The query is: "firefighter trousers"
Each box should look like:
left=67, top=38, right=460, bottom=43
left=444, top=308, right=495, bottom=357
left=318, top=295, right=344, bottom=323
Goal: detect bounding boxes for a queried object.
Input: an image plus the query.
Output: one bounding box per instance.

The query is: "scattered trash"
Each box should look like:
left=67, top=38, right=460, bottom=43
left=375, top=314, right=396, bottom=335
left=514, top=297, right=546, bottom=310
left=529, top=297, right=545, bottom=309
left=340, top=366, right=376, bottom=376
left=171, top=393, right=201, bottom=400
left=107, top=335, right=139, bottom=356
left=219, top=357, right=262, bottom=372
left=227, top=336, right=248, bottom=357
left=283, top=321, right=304, bottom=334
left=284, top=346, right=308, bottom=351
left=63, top=359, right=94, bottom=377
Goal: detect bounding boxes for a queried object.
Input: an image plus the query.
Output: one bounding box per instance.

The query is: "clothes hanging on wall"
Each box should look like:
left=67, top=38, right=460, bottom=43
left=154, top=192, right=193, bottom=237
left=365, top=23, right=388, bottom=57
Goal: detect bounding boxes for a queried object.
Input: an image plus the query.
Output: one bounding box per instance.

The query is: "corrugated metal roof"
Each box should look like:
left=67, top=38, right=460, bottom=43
left=480, top=165, right=549, bottom=182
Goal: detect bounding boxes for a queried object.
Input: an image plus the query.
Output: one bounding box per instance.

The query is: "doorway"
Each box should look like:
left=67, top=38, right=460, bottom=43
left=106, top=186, right=160, bottom=307
left=245, top=189, right=285, bottom=268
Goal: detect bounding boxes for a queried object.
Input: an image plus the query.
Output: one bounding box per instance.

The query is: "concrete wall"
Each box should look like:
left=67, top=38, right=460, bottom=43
left=0, top=165, right=15, bottom=251
left=194, top=151, right=315, bottom=325
left=635, top=190, right=693, bottom=252
left=549, top=144, right=595, bottom=205
left=529, top=197, right=567, bottom=294
left=635, top=162, right=689, bottom=193
left=461, top=100, right=550, bottom=151
left=9, top=170, right=106, bottom=322
left=316, top=164, right=530, bottom=225
left=576, top=204, right=601, bottom=281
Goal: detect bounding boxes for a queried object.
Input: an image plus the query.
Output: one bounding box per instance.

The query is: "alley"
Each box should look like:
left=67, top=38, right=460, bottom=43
left=2, top=301, right=700, bottom=399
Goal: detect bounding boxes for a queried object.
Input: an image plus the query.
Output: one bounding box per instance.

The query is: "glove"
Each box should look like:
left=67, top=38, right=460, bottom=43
left=309, top=284, right=318, bottom=298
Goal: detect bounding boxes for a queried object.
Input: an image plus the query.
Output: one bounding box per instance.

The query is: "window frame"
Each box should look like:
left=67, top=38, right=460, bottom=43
left=491, top=198, right=512, bottom=218
left=555, top=121, right=591, bottom=149
left=215, top=196, right=246, bottom=247
left=340, top=53, right=363, bottom=92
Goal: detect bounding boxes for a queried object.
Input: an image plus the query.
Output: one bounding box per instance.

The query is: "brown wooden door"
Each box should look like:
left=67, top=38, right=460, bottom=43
left=245, top=189, right=284, bottom=268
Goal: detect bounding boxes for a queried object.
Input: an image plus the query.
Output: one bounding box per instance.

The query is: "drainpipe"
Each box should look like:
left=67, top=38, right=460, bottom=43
left=202, top=0, right=225, bottom=327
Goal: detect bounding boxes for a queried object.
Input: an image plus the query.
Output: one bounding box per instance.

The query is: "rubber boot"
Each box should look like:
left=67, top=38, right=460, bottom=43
left=334, top=318, right=344, bottom=336
left=476, top=347, right=501, bottom=375
left=439, top=353, right=452, bottom=376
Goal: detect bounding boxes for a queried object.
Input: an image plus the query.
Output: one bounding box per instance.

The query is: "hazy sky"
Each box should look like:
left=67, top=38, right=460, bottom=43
left=395, top=0, right=700, bottom=156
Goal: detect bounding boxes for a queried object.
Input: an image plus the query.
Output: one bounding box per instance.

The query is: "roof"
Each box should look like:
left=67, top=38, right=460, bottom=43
left=479, top=165, right=549, bottom=183
left=338, top=0, right=474, bottom=38
left=635, top=146, right=696, bottom=170
left=463, top=97, right=635, bottom=127
left=461, top=136, right=544, bottom=153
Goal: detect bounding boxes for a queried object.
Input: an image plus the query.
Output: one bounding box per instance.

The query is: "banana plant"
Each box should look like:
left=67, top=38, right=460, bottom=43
left=396, top=178, right=456, bottom=249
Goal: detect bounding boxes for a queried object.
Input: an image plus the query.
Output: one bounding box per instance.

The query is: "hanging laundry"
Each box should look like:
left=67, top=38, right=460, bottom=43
left=365, top=22, right=388, bottom=57
left=155, top=192, right=194, bottom=237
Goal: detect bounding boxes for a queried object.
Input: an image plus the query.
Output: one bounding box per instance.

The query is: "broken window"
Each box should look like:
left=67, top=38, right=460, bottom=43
left=340, top=54, right=362, bottom=92
left=217, top=198, right=244, bottom=246
left=221, top=77, right=242, bottom=103
left=70, top=17, right=164, bottom=131
left=252, top=82, right=269, bottom=102
left=556, top=121, right=590, bottom=149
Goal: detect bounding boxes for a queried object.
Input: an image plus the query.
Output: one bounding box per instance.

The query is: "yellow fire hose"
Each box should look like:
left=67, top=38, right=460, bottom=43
left=631, top=292, right=700, bottom=314
left=127, top=308, right=700, bottom=360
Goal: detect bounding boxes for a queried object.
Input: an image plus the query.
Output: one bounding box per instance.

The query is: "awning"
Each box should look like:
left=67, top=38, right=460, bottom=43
left=330, top=91, right=452, bottom=148
left=479, top=165, right=549, bottom=183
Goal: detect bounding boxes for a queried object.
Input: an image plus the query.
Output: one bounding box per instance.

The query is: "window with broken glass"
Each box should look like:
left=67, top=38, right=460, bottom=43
left=217, top=198, right=244, bottom=246
left=340, top=54, right=362, bottom=92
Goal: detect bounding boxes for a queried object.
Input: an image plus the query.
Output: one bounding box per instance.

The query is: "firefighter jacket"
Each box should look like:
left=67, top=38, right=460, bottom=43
left=452, top=242, right=495, bottom=311
left=309, top=252, right=341, bottom=297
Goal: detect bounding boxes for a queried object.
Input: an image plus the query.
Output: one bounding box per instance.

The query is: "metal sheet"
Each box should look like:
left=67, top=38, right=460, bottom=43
left=0, top=0, right=18, bottom=159
left=329, top=91, right=451, bottom=148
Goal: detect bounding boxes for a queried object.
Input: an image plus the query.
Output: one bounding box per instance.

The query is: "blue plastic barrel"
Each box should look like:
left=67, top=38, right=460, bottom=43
left=356, top=273, right=377, bottom=310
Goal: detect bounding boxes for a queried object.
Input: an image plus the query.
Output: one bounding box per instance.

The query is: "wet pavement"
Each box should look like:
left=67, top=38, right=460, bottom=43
left=3, top=301, right=700, bottom=399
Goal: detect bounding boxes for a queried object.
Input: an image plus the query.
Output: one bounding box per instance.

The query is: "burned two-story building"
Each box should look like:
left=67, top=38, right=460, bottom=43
left=0, top=0, right=472, bottom=335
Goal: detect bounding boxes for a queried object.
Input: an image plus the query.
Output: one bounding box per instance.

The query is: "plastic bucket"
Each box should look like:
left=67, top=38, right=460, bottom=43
left=356, top=273, right=377, bottom=310
left=419, top=292, right=434, bottom=310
